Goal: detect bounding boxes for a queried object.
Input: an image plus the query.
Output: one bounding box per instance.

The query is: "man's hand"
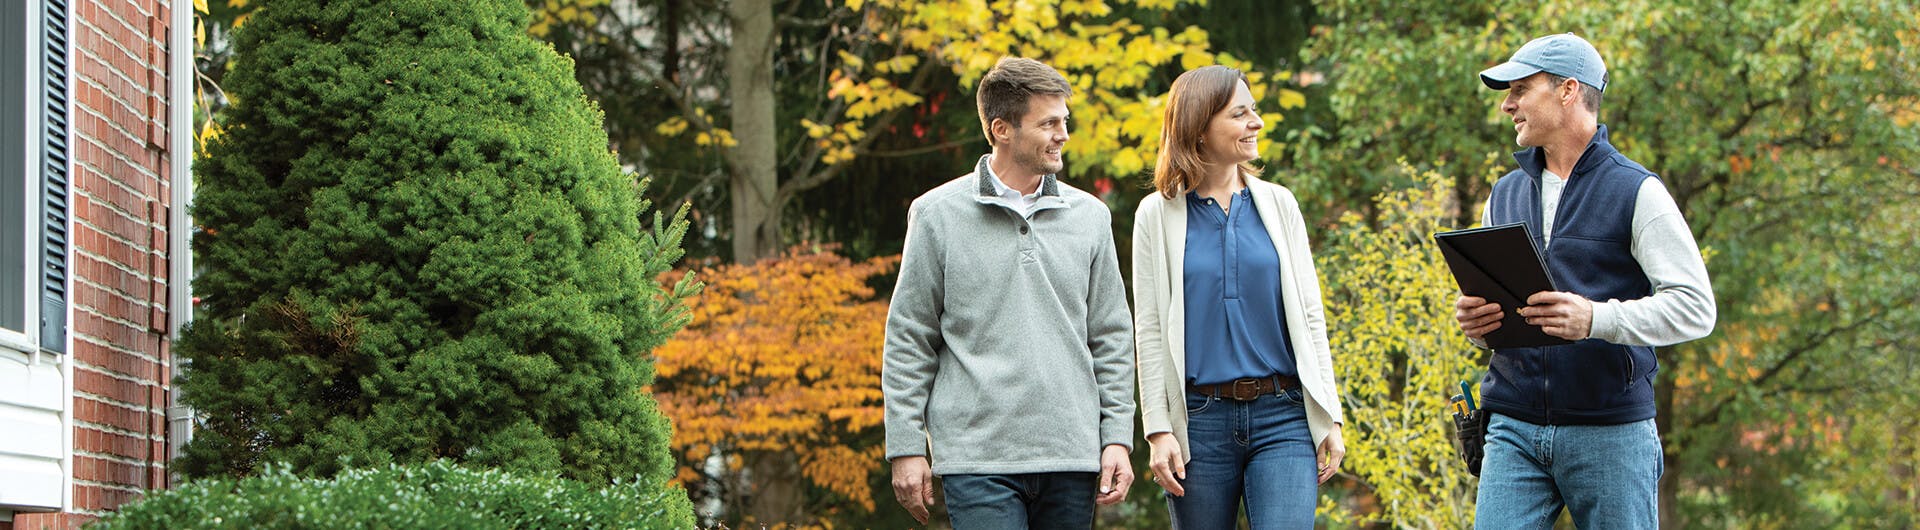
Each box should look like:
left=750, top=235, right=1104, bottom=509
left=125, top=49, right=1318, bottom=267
left=1519, top=291, right=1593, bottom=340
left=1144, top=432, right=1187, bottom=496
left=1317, top=424, right=1347, bottom=484
left=1095, top=444, right=1133, bottom=505
left=1454, top=295, right=1504, bottom=339
left=890, top=456, right=935, bottom=523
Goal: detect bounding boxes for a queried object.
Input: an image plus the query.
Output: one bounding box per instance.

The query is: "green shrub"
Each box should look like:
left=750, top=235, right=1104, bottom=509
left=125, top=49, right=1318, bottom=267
left=89, top=461, right=695, bottom=529
left=177, top=0, right=698, bottom=486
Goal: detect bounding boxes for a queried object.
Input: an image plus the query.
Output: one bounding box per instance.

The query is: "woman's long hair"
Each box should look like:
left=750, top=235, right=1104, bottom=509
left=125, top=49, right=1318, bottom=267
left=1152, top=65, right=1261, bottom=198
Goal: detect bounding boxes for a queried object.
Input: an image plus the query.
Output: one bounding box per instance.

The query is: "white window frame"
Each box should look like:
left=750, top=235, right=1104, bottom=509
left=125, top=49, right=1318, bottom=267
left=4, top=0, right=69, bottom=355
left=2, top=0, right=75, bottom=514
left=2, top=0, right=42, bottom=355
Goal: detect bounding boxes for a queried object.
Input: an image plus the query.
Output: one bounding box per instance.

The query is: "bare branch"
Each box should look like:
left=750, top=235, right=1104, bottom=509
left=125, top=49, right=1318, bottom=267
left=666, top=168, right=730, bottom=216
left=774, top=60, right=939, bottom=207
left=1691, top=299, right=1912, bottom=428
left=862, top=137, right=984, bottom=158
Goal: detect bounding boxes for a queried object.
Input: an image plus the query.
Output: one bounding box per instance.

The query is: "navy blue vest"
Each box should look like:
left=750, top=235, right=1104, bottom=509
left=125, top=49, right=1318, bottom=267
left=1482, top=125, right=1660, bottom=425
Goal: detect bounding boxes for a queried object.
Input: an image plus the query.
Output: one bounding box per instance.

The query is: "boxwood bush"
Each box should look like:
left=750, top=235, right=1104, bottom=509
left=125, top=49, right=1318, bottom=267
left=90, top=461, right=694, bottom=529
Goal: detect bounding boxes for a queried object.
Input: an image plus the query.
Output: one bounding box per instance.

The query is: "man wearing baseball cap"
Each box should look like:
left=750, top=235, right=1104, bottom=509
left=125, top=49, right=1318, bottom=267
left=1453, top=33, right=1718, bottom=528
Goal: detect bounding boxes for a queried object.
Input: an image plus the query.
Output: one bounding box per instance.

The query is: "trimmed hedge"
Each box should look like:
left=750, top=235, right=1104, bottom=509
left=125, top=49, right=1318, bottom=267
left=89, top=461, right=694, bottom=529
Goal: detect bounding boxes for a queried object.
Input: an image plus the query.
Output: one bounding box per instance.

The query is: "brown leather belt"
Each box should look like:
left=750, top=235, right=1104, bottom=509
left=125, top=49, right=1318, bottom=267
left=1188, top=375, right=1301, bottom=401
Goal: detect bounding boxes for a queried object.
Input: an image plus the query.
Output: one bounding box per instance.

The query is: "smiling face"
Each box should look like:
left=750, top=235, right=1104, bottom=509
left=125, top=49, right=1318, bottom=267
left=1199, top=80, right=1263, bottom=166
left=1500, top=72, right=1573, bottom=148
left=994, top=93, right=1070, bottom=179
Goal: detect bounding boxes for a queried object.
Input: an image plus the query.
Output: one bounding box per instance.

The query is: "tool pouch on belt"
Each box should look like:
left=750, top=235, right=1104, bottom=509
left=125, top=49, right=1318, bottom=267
left=1454, top=409, right=1490, bottom=477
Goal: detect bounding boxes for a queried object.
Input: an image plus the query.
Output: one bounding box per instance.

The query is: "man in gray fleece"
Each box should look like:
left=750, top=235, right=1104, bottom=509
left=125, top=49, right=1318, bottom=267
left=883, top=57, right=1136, bottom=529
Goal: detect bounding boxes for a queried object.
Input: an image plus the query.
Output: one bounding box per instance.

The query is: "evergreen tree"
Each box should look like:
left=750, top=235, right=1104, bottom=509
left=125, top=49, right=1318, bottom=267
left=177, top=0, right=697, bottom=489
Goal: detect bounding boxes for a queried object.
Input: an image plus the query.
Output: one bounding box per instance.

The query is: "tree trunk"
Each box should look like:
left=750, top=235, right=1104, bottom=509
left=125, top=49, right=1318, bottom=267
left=1656, top=354, right=1679, bottom=528
left=662, top=0, right=681, bottom=84
left=725, top=0, right=779, bottom=263
left=745, top=450, right=806, bottom=525
left=1452, top=173, right=1483, bottom=229
left=724, top=0, right=796, bottom=519
left=1898, top=416, right=1918, bottom=515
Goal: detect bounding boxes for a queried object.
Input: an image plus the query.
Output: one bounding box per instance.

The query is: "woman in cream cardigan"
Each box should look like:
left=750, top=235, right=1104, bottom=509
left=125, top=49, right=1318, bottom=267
left=1133, top=65, right=1346, bottom=528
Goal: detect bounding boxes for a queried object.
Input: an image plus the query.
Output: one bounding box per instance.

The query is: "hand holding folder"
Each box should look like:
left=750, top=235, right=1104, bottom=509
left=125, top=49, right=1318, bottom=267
left=1433, top=223, right=1573, bottom=349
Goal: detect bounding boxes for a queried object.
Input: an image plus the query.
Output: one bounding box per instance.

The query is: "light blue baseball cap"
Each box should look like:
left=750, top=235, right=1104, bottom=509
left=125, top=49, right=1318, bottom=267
left=1480, top=33, right=1608, bottom=92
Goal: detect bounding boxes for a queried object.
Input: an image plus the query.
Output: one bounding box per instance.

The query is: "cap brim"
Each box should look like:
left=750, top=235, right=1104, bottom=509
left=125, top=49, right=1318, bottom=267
left=1479, top=61, right=1542, bottom=90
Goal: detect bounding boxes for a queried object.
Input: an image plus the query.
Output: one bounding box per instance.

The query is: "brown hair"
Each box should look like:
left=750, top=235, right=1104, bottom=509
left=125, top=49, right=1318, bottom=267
left=1544, top=73, right=1604, bottom=116
left=1153, top=65, right=1261, bottom=198
left=976, top=57, right=1073, bottom=147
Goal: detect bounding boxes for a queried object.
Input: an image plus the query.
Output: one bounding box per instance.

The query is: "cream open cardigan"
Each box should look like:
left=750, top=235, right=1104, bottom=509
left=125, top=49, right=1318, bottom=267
left=1132, top=178, right=1344, bottom=463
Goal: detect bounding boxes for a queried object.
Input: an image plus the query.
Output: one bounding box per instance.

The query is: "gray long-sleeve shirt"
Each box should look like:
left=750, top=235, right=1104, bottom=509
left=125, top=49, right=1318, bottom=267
left=882, top=157, right=1135, bottom=475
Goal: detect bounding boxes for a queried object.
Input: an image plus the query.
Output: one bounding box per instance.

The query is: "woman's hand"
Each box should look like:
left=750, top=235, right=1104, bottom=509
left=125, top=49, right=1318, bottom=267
left=1145, top=432, right=1187, bottom=496
left=1317, top=424, right=1346, bottom=484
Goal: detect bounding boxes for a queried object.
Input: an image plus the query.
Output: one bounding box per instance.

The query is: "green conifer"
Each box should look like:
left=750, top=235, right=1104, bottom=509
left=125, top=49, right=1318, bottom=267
left=177, top=0, right=696, bottom=489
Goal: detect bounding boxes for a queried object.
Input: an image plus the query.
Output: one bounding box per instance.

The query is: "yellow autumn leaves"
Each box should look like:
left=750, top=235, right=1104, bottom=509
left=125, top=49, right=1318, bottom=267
left=648, top=0, right=1311, bottom=182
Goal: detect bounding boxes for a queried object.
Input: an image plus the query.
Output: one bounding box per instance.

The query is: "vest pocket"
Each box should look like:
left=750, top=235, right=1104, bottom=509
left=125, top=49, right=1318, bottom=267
left=1623, top=345, right=1657, bottom=394
left=1555, top=343, right=1634, bottom=409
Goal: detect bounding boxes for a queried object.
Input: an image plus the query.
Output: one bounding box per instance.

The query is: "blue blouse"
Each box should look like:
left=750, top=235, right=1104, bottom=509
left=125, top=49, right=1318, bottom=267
left=1182, top=189, right=1298, bottom=385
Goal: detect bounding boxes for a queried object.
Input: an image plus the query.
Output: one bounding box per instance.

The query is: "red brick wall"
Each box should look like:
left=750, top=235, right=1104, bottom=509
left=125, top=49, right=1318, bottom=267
left=14, top=0, right=178, bottom=528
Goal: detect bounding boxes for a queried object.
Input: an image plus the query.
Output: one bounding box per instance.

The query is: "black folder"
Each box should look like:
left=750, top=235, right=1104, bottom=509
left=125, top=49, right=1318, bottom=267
left=1433, top=223, right=1572, bottom=348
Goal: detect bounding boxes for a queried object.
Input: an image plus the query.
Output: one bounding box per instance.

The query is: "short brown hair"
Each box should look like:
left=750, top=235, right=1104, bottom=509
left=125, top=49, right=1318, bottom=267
left=977, top=57, right=1073, bottom=147
left=1153, top=65, right=1260, bottom=198
left=1545, top=73, right=1604, bottom=116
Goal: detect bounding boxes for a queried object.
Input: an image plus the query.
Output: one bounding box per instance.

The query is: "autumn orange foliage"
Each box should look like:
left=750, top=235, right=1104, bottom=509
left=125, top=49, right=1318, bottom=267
left=654, top=245, right=900, bottom=513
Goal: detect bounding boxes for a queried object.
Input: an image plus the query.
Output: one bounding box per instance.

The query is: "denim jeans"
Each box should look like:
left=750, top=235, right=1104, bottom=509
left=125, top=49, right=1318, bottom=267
left=1166, top=388, right=1319, bottom=529
left=942, top=472, right=1098, bottom=530
left=1475, top=413, right=1662, bottom=529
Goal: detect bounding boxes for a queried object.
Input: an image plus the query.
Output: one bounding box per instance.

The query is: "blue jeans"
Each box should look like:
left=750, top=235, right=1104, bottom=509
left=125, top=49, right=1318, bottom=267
left=1475, top=413, right=1662, bottom=529
left=1167, top=388, right=1319, bottom=529
left=942, top=472, right=1097, bottom=530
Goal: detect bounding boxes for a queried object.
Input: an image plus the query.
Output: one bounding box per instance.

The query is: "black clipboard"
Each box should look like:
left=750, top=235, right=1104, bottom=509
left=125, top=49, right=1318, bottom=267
left=1433, top=223, right=1572, bottom=348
